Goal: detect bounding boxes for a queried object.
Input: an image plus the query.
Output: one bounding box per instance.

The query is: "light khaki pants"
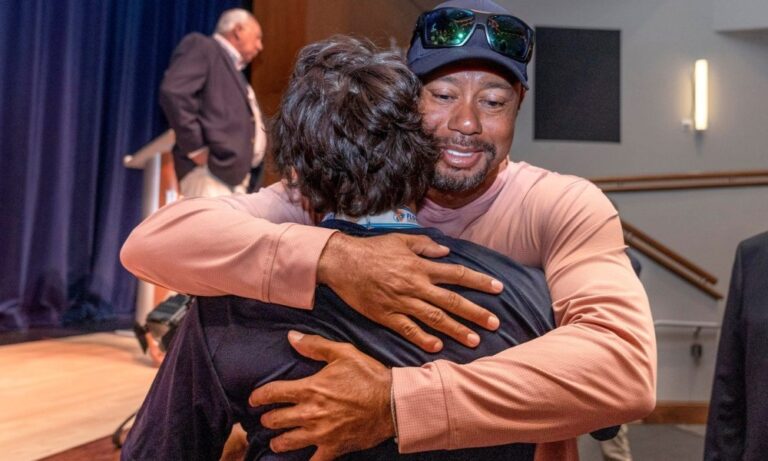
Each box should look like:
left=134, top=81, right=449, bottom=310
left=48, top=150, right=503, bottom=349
left=179, top=165, right=247, bottom=198
left=600, top=424, right=632, bottom=461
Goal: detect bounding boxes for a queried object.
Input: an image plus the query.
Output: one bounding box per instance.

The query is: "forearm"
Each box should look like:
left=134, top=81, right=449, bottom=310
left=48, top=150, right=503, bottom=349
left=393, top=309, right=655, bottom=452
left=120, top=195, right=335, bottom=308
left=393, top=189, right=656, bottom=451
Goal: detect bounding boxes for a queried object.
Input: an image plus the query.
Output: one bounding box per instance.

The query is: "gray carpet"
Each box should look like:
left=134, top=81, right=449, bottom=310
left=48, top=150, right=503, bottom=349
left=578, top=425, right=705, bottom=461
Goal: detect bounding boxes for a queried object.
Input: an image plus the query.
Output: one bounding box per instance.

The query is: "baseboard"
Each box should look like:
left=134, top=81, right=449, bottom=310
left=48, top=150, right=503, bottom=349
left=643, top=401, right=709, bottom=424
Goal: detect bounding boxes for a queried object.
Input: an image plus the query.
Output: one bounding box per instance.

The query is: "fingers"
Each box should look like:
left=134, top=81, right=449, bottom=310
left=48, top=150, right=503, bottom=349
left=260, top=405, right=307, bottom=431
left=401, top=234, right=450, bottom=258
left=320, top=232, right=503, bottom=349
left=286, top=331, right=350, bottom=363
left=250, top=334, right=363, bottom=406
left=409, top=297, right=482, bottom=347
left=400, top=236, right=502, bottom=332
left=383, top=312, right=443, bottom=352
left=269, top=428, right=314, bottom=453
left=427, top=259, right=504, bottom=294
left=422, top=283, right=500, bottom=331
left=249, top=378, right=305, bottom=407
left=310, top=446, right=338, bottom=461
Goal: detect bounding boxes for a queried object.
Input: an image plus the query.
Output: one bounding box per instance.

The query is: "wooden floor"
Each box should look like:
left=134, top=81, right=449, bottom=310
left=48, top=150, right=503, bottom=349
left=0, top=333, right=157, bottom=461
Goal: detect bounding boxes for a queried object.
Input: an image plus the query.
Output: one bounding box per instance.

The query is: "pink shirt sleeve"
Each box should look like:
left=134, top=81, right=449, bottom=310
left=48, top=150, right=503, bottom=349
left=392, top=179, right=656, bottom=455
left=120, top=183, right=337, bottom=309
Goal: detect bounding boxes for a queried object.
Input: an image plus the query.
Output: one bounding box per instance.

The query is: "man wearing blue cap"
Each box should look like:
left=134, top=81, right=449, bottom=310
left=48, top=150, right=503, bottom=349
left=122, top=1, right=656, bottom=460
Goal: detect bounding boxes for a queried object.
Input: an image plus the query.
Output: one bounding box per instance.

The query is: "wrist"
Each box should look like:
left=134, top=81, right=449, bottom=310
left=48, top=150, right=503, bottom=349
left=316, top=232, right=351, bottom=285
left=390, top=371, right=399, bottom=445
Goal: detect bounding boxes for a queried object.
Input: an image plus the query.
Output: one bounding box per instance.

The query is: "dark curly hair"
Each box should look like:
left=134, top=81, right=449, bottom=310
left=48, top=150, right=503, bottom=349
left=271, top=35, right=439, bottom=217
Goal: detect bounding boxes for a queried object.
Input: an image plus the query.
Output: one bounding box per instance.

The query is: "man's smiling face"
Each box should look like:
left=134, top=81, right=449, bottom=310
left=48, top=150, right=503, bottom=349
left=419, top=65, right=524, bottom=207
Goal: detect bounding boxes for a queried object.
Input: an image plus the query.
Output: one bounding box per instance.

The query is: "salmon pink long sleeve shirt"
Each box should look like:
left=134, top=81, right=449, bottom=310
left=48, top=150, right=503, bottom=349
left=121, top=161, right=656, bottom=460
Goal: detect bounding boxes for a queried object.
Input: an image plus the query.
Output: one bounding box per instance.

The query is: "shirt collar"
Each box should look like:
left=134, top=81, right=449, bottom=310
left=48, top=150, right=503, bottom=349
left=416, top=160, right=512, bottom=238
left=213, top=33, right=246, bottom=71
left=323, top=207, right=421, bottom=230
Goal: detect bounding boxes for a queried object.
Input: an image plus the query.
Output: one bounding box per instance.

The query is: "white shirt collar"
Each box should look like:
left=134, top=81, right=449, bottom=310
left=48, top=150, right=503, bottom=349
left=213, top=33, right=246, bottom=71
left=322, top=208, right=421, bottom=230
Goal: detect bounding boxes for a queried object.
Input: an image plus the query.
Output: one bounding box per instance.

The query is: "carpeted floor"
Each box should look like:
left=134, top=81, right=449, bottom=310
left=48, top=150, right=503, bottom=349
left=578, top=424, right=705, bottom=460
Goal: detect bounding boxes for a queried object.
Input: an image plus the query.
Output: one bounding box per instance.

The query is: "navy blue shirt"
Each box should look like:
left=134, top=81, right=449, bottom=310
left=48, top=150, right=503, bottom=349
left=123, top=221, right=557, bottom=460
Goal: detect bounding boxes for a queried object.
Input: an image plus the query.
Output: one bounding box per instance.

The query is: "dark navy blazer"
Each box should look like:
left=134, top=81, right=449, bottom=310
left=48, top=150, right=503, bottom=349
left=705, top=231, right=768, bottom=460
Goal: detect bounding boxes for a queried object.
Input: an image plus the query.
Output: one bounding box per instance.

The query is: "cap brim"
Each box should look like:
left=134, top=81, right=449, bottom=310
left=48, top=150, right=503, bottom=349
left=409, top=46, right=529, bottom=89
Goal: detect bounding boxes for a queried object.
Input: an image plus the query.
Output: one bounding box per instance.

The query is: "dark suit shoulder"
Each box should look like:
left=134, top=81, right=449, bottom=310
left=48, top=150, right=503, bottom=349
left=176, top=32, right=217, bottom=52
left=739, top=230, right=768, bottom=256
left=179, top=32, right=213, bottom=45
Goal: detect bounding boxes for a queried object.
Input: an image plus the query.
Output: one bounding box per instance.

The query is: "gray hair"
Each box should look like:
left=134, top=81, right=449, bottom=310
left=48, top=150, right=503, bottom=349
left=215, top=8, right=256, bottom=34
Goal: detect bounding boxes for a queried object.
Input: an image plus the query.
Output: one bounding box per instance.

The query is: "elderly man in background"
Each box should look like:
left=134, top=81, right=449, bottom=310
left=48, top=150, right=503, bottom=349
left=160, top=8, right=266, bottom=197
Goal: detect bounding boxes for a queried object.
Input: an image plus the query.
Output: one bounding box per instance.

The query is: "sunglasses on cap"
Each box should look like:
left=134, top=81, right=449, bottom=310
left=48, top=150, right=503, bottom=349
left=414, top=7, right=535, bottom=63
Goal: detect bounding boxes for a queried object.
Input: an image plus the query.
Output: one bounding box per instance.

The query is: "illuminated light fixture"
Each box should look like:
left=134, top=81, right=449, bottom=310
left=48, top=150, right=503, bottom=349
left=693, top=59, right=708, bottom=131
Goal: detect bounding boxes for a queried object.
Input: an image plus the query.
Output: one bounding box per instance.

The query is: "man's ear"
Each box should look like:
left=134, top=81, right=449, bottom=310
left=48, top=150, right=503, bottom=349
left=517, top=88, right=527, bottom=112
left=232, top=23, right=242, bottom=42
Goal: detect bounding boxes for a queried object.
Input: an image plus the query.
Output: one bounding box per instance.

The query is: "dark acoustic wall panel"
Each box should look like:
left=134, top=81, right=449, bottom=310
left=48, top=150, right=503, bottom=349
left=534, top=27, right=621, bottom=143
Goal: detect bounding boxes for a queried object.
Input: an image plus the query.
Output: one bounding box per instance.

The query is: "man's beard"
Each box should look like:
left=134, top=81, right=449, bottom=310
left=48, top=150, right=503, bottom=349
left=431, top=137, right=497, bottom=193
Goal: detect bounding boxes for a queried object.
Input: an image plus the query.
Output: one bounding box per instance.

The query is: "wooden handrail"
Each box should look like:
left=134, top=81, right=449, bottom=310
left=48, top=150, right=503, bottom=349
left=587, top=170, right=752, bottom=297
left=622, top=220, right=723, bottom=300
left=599, top=178, right=768, bottom=193
left=627, top=237, right=723, bottom=300
left=592, top=169, right=768, bottom=183
left=590, top=169, right=768, bottom=193
left=586, top=171, right=739, bottom=296
left=622, top=221, right=717, bottom=284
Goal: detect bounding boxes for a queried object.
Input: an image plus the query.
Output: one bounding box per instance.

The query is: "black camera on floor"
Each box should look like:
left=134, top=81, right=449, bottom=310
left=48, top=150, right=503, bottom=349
left=133, top=294, right=191, bottom=353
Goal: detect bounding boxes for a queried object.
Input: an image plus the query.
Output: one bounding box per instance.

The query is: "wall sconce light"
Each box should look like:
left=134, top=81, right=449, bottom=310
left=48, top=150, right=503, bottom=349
left=693, top=59, right=708, bottom=131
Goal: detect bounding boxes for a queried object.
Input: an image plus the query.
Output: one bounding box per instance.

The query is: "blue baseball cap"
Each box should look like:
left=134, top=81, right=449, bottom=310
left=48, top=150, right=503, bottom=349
left=407, top=0, right=531, bottom=88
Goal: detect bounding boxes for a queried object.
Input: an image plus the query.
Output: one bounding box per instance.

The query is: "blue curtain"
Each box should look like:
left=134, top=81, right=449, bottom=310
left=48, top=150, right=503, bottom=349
left=0, top=0, right=240, bottom=330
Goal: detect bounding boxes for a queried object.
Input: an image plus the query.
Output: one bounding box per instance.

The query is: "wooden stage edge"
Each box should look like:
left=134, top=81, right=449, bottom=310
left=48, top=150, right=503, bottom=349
left=39, top=436, right=118, bottom=461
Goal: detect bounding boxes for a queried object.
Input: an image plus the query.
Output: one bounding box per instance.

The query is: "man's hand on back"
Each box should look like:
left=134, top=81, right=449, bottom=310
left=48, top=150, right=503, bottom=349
left=250, top=332, right=393, bottom=461
left=317, top=232, right=502, bottom=352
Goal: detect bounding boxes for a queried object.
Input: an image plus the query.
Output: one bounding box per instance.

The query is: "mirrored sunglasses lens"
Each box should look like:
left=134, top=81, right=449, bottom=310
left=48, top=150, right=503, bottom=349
left=424, top=9, right=475, bottom=46
left=487, top=16, right=529, bottom=59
